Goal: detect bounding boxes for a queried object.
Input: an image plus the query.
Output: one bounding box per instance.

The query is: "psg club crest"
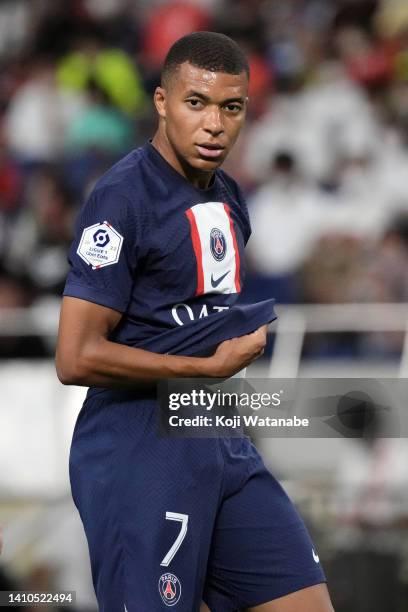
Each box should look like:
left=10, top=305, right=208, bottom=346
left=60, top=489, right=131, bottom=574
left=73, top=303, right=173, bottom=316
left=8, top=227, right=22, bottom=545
left=77, top=221, right=123, bottom=270
left=158, top=573, right=181, bottom=606
left=210, top=227, right=227, bottom=262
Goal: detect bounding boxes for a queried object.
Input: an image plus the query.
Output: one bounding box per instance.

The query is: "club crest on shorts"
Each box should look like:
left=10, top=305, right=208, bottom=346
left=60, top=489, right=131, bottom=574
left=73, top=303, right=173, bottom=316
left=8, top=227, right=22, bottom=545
left=158, top=573, right=181, bottom=606
left=210, top=227, right=227, bottom=261
left=77, top=221, right=123, bottom=269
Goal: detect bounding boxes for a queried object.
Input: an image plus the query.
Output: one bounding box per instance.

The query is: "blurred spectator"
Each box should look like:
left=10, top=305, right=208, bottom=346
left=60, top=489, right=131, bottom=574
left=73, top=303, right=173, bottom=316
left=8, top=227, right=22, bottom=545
left=0, top=116, right=22, bottom=215
left=242, top=150, right=339, bottom=305
left=300, top=234, right=367, bottom=305
left=301, top=212, right=408, bottom=306
left=243, top=62, right=378, bottom=184
left=5, top=59, right=84, bottom=163
left=5, top=167, right=74, bottom=297
left=376, top=0, right=408, bottom=39
left=0, top=0, right=31, bottom=58
left=247, top=151, right=331, bottom=278
left=372, top=212, right=408, bottom=302
left=141, top=1, right=211, bottom=73
left=30, top=0, right=95, bottom=59
left=84, top=0, right=129, bottom=21
left=0, top=268, right=46, bottom=358
left=57, top=29, right=146, bottom=116
left=334, top=26, right=394, bottom=91
left=64, top=80, right=133, bottom=155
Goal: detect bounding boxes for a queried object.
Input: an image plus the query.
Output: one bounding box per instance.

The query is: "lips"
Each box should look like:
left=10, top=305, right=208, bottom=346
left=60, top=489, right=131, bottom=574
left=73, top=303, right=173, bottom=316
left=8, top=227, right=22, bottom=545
left=196, top=144, right=225, bottom=159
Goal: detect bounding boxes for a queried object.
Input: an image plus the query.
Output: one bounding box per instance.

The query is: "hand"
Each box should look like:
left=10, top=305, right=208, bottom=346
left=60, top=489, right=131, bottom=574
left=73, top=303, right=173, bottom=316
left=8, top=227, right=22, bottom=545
left=206, top=325, right=268, bottom=377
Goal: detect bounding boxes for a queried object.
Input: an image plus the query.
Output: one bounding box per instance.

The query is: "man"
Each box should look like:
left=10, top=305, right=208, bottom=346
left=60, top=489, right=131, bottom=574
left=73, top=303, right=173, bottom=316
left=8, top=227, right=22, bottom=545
left=57, top=32, right=334, bottom=612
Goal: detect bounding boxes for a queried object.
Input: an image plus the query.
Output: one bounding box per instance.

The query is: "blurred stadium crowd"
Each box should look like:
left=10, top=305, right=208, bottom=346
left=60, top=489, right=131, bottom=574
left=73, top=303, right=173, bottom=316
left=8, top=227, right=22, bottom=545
left=0, top=0, right=407, bottom=361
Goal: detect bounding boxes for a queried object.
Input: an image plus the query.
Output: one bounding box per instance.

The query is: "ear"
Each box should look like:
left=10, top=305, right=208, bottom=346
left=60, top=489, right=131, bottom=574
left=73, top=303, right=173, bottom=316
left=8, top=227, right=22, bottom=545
left=154, top=86, right=166, bottom=119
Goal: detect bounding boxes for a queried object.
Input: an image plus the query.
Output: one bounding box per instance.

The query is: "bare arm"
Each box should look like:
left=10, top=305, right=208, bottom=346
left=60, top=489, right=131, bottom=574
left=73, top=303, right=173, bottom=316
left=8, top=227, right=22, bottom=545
left=55, top=297, right=267, bottom=387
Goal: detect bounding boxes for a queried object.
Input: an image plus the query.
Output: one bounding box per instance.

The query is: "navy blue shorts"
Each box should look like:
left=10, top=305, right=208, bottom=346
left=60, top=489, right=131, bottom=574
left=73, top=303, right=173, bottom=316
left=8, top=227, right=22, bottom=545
left=70, top=392, right=325, bottom=611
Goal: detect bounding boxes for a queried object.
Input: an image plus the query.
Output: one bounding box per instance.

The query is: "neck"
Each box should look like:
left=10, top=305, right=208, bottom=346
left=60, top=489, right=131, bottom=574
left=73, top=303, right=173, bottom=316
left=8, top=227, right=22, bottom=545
left=151, top=130, right=214, bottom=190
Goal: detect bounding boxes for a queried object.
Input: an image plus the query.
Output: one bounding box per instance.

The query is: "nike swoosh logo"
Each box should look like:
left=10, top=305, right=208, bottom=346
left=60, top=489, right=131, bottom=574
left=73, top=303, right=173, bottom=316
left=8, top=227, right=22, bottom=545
left=312, top=549, right=320, bottom=563
left=211, top=271, right=230, bottom=288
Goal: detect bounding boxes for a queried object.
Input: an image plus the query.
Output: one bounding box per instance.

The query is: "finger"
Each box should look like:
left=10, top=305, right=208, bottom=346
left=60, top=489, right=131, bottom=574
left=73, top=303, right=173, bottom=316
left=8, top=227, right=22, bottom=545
left=259, top=325, right=268, bottom=339
left=252, top=325, right=268, bottom=339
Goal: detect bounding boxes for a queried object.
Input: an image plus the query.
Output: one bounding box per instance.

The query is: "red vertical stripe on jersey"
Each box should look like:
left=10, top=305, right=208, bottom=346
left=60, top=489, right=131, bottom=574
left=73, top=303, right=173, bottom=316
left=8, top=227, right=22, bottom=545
left=186, top=208, right=204, bottom=296
left=223, top=203, right=241, bottom=292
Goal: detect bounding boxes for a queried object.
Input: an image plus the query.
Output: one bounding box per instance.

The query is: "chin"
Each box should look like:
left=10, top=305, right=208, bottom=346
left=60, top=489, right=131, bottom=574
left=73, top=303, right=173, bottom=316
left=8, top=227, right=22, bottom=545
left=192, top=156, right=225, bottom=171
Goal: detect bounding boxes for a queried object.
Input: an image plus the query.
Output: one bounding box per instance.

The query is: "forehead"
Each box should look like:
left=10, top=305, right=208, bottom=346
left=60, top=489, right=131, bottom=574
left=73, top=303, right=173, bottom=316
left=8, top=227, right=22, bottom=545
left=170, top=61, right=248, bottom=99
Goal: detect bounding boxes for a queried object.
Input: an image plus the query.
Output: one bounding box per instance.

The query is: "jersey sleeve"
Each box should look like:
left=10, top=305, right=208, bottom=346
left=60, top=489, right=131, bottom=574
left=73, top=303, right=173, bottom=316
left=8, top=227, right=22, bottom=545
left=63, top=186, right=140, bottom=313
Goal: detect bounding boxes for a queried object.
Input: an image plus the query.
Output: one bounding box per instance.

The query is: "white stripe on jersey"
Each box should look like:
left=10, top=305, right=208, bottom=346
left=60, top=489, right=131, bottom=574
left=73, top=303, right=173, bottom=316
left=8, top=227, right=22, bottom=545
left=188, top=202, right=240, bottom=295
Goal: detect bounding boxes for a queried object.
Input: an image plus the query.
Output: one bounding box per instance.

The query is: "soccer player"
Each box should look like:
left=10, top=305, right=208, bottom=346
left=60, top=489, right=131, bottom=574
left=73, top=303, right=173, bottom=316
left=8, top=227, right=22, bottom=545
left=56, top=32, right=334, bottom=612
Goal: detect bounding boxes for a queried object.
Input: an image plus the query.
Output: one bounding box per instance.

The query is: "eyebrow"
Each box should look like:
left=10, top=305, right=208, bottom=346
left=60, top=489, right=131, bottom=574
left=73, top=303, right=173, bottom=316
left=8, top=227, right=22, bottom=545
left=184, top=90, right=246, bottom=104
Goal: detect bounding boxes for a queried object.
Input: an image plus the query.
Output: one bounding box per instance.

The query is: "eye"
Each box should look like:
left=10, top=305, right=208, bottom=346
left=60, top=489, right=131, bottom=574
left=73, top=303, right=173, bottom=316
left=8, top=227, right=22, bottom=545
left=186, top=98, right=204, bottom=109
left=225, top=103, right=242, bottom=113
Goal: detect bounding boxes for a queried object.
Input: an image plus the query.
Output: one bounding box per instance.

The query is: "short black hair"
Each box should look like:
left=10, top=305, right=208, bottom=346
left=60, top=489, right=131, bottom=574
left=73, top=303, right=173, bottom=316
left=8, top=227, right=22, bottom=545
left=161, top=31, right=250, bottom=87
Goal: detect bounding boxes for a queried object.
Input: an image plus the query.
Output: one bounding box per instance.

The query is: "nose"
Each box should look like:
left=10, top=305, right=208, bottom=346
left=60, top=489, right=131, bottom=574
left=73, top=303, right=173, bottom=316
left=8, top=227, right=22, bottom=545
left=203, top=105, right=223, bottom=137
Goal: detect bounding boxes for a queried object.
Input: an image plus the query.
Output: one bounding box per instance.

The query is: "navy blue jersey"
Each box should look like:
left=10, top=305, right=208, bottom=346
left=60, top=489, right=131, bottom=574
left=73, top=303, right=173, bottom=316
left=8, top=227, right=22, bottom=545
left=64, top=143, right=252, bottom=348
left=65, top=143, right=326, bottom=611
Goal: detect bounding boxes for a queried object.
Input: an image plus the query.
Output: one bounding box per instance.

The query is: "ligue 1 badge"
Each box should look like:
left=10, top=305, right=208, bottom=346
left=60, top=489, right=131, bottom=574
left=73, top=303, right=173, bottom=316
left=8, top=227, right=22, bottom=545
left=158, top=573, right=181, bottom=606
left=77, top=220, right=123, bottom=269
left=210, top=227, right=227, bottom=261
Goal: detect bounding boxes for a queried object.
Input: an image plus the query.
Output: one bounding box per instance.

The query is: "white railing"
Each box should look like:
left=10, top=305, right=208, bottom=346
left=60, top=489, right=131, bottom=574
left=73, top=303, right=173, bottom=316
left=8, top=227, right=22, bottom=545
left=1, top=301, right=407, bottom=375
left=268, top=303, right=408, bottom=377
